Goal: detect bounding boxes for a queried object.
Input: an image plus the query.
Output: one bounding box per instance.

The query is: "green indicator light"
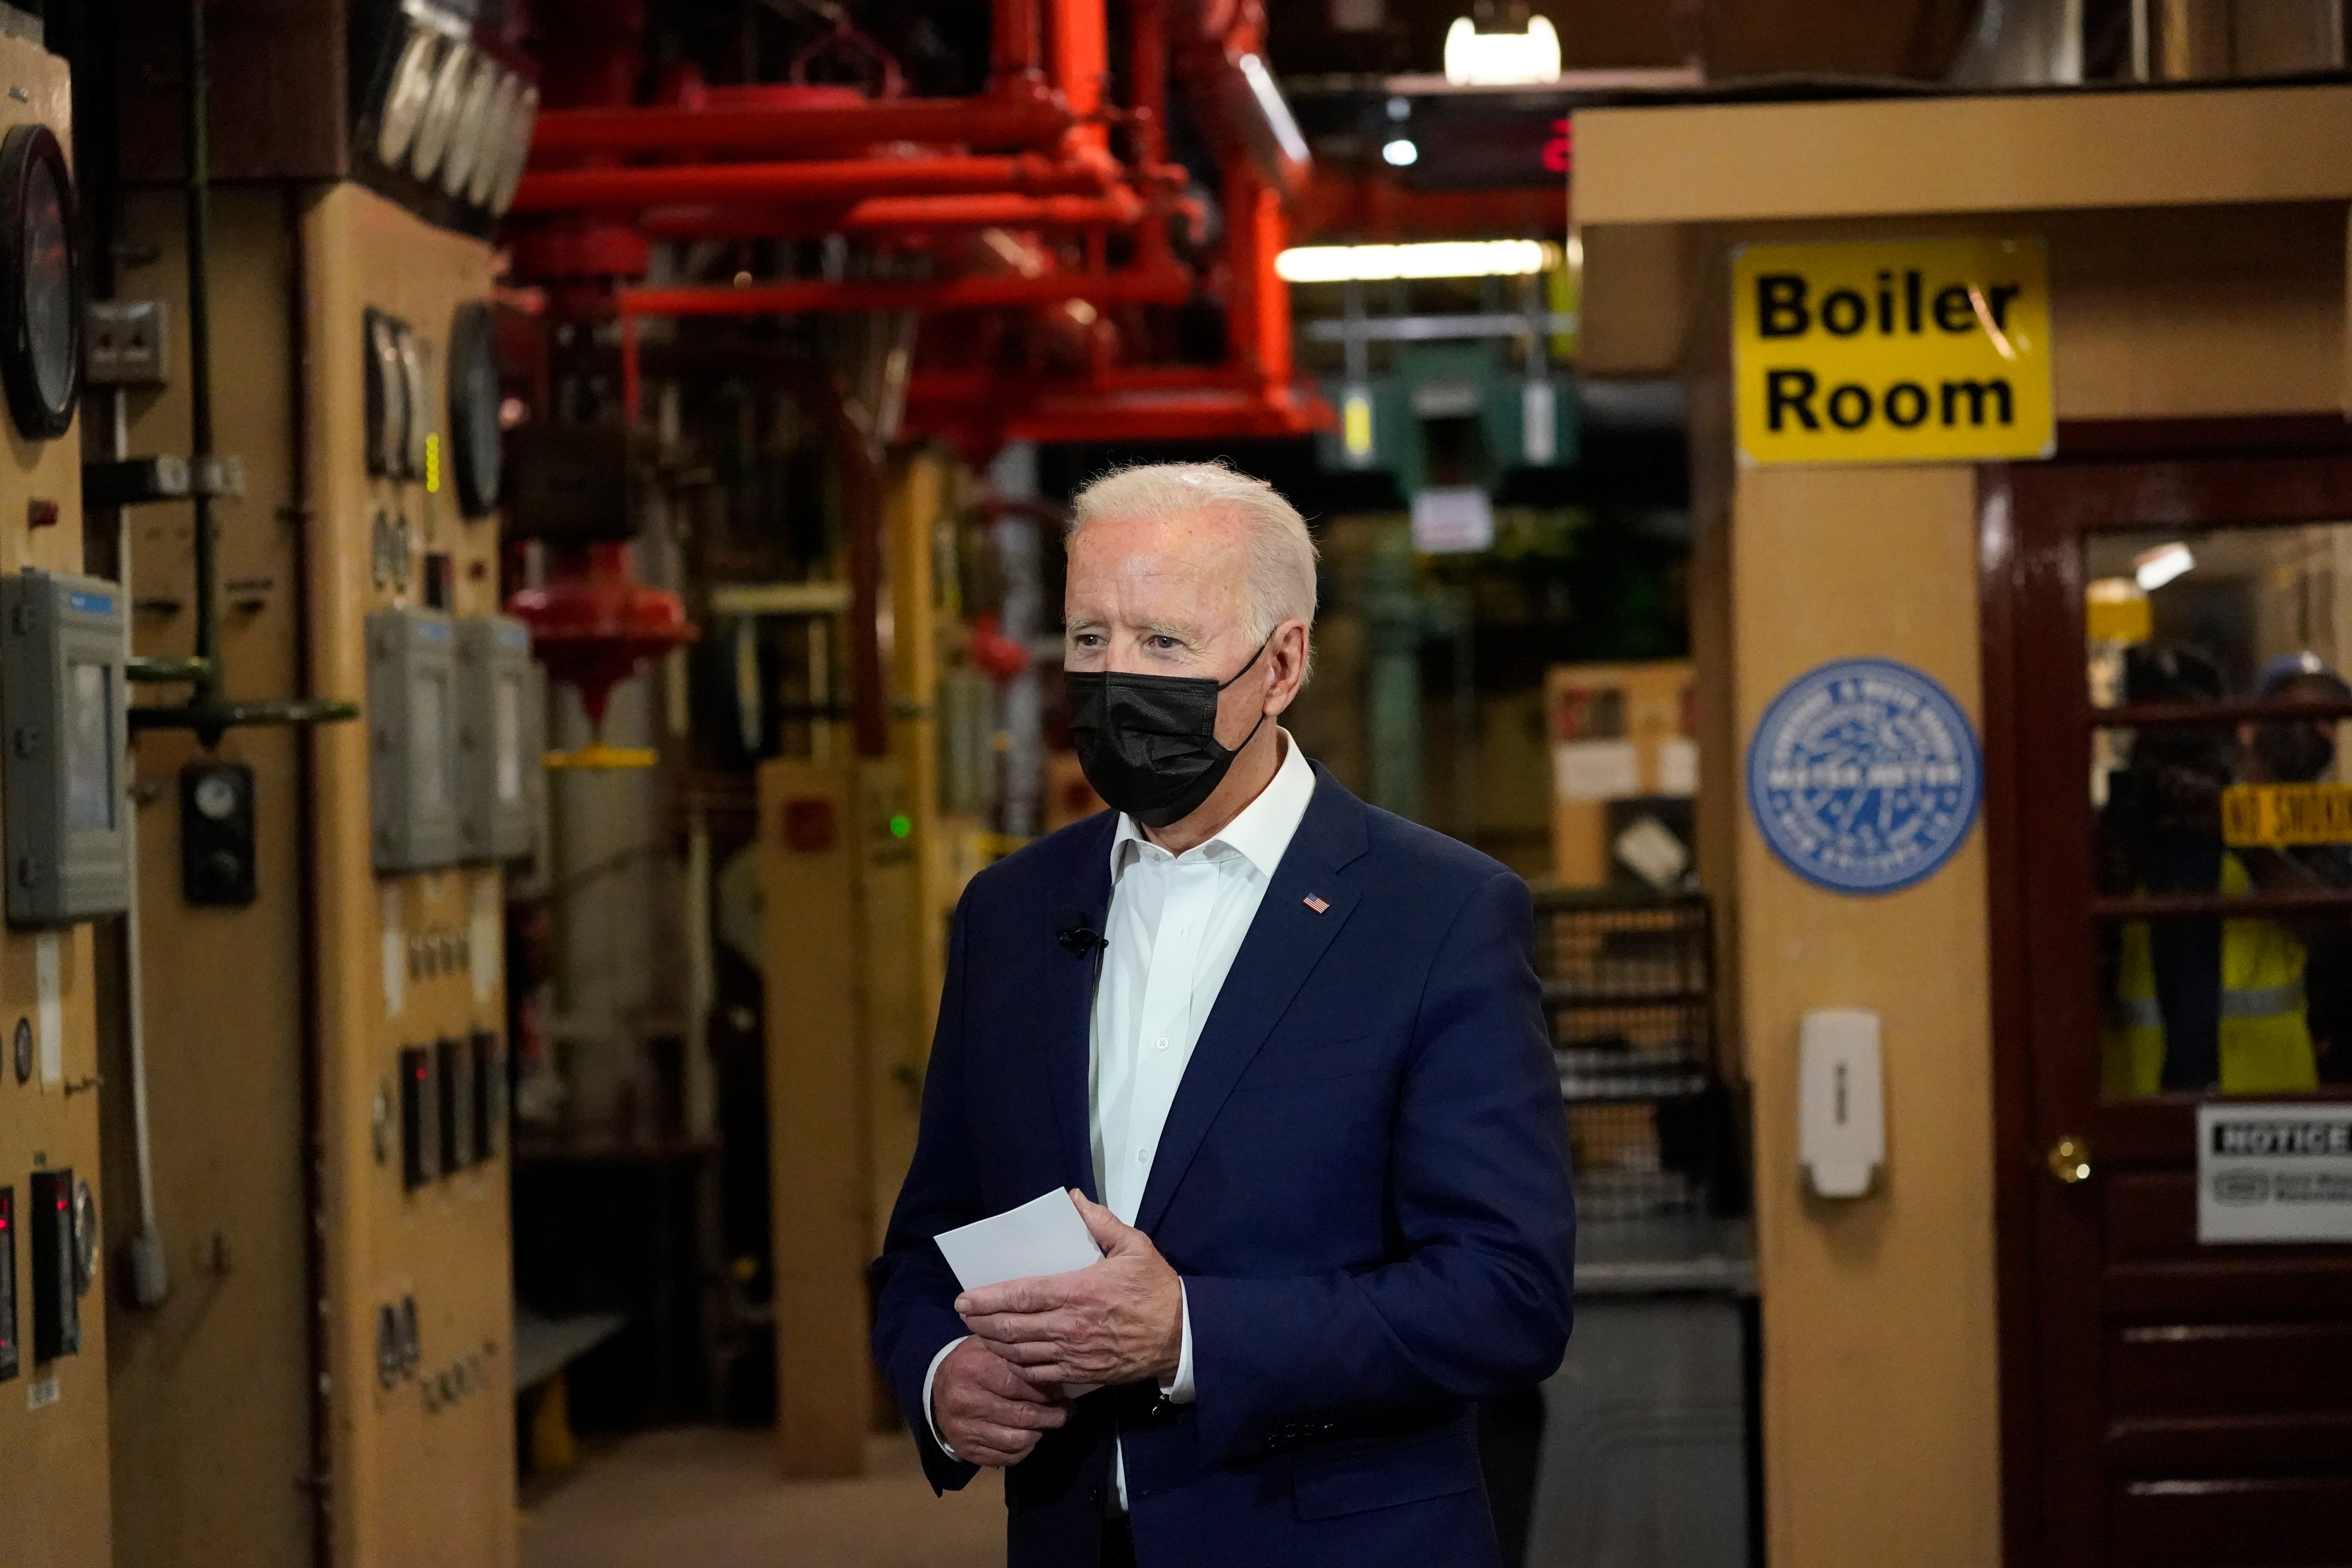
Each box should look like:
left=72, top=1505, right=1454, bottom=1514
left=889, top=813, right=912, bottom=839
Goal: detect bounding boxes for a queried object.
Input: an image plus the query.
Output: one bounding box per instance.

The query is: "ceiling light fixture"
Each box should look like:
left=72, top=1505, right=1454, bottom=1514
left=2133, top=541, right=2195, bottom=592
left=1275, top=238, right=1561, bottom=283
left=1443, top=15, right=1563, bottom=87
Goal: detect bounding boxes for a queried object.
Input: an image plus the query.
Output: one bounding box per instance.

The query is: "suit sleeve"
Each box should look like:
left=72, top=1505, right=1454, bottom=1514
left=1182, top=870, right=1576, bottom=1462
left=869, top=889, right=985, bottom=1494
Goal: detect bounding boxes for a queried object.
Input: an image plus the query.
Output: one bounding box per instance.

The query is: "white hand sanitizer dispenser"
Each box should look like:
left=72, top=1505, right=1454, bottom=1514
left=1799, top=1009, right=1885, bottom=1198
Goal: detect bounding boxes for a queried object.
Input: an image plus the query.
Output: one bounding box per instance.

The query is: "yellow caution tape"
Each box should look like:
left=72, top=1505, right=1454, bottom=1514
left=2222, top=782, right=2352, bottom=847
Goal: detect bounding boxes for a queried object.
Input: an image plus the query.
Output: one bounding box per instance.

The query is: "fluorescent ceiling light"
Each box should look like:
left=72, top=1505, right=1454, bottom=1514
left=1275, top=239, right=1561, bottom=283
left=1236, top=54, right=1310, bottom=167
left=1381, top=138, right=1418, bottom=167
left=1443, top=15, right=1563, bottom=87
left=2133, top=542, right=2194, bottom=592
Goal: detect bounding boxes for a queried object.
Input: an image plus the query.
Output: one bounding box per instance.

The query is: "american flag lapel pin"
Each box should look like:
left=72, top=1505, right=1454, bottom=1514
left=1303, top=895, right=1329, bottom=914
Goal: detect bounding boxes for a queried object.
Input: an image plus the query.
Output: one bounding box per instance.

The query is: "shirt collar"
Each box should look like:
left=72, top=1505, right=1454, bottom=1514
left=1110, top=729, right=1316, bottom=882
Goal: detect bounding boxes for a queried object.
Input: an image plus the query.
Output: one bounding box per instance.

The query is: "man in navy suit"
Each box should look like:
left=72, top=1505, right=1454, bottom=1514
left=871, top=461, right=1576, bottom=1567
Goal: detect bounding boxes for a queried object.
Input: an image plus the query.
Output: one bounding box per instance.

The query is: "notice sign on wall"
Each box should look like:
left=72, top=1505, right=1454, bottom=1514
left=1732, top=238, right=2054, bottom=466
left=2198, top=1103, right=2352, bottom=1244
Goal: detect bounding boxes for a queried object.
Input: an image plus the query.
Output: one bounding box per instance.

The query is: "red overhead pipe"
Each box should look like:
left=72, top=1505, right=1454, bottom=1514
left=614, top=257, right=1196, bottom=422
left=994, top=0, right=1045, bottom=83
left=512, top=149, right=1117, bottom=211
left=527, top=89, right=1074, bottom=161
left=618, top=263, right=1191, bottom=319
left=913, top=385, right=1323, bottom=446
left=1129, top=0, right=1170, bottom=171
left=1047, top=0, right=1108, bottom=159
left=635, top=189, right=1147, bottom=242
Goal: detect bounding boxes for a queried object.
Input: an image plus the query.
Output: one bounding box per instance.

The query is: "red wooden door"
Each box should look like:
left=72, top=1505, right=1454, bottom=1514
left=1985, top=449, right=2352, bottom=1568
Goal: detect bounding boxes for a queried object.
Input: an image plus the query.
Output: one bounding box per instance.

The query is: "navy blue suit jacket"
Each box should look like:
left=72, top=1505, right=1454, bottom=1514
left=871, top=766, right=1576, bottom=1568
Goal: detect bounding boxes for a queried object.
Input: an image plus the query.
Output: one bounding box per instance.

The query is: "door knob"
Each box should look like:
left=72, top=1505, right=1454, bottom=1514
left=2047, top=1134, right=2092, bottom=1184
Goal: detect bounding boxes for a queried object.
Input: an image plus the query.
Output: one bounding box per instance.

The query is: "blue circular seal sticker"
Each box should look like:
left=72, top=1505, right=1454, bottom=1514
left=1745, top=658, right=1982, bottom=895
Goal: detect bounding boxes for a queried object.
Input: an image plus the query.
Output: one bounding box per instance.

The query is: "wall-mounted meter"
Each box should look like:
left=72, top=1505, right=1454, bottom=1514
left=455, top=615, right=534, bottom=861
left=2, top=570, right=129, bottom=924
left=367, top=607, right=459, bottom=871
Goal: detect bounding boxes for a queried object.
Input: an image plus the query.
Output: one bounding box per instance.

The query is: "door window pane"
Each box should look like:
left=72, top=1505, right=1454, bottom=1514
left=2086, top=521, right=2352, bottom=1097
left=2087, top=523, right=2352, bottom=705
left=2098, top=907, right=2352, bottom=1095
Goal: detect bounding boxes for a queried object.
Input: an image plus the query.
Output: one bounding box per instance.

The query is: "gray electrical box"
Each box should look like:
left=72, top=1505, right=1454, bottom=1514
left=454, top=615, right=534, bottom=862
left=2, top=570, right=130, bottom=923
left=367, top=607, right=459, bottom=871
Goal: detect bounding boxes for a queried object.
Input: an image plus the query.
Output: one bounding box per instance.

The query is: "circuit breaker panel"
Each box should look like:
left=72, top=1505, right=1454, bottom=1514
left=109, top=180, right=517, bottom=1568
left=0, top=26, right=116, bottom=1568
left=306, top=183, right=517, bottom=1568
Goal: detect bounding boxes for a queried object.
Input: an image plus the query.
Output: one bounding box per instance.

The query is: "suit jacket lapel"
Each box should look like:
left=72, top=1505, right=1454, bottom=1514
left=1134, top=769, right=1370, bottom=1236
left=1042, top=815, right=1116, bottom=1202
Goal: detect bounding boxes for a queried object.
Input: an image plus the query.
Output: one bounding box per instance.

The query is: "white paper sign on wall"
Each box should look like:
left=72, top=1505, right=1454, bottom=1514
left=2198, top=1103, right=2352, bottom=1244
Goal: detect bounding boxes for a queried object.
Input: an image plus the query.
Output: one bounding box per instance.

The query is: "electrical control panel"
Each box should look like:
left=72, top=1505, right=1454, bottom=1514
left=29, top=1167, right=78, bottom=1361
left=1, top=570, right=129, bottom=924
left=367, top=606, right=460, bottom=871
left=455, top=616, right=534, bottom=862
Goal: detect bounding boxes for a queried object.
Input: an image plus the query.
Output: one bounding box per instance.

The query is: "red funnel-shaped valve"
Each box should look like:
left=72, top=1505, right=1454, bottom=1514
left=507, top=541, right=695, bottom=730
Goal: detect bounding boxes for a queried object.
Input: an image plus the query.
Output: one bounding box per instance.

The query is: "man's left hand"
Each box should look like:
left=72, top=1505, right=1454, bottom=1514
left=956, top=1191, right=1183, bottom=1388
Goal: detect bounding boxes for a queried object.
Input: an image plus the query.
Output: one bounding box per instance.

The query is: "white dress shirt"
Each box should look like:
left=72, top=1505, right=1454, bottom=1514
left=926, top=730, right=1318, bottom=1509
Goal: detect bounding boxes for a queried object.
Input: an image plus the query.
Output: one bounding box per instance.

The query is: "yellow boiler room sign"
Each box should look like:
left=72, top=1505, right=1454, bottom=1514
left=1733, top=238, right=2053, bottom=466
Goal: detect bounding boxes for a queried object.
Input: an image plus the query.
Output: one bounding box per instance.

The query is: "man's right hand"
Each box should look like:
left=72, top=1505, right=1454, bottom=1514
left=931, top=1334, right=1072, bottom=1467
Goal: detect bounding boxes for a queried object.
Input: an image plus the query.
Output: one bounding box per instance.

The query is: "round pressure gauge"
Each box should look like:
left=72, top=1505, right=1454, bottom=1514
left=488, top=83, right=539, bottom=216
left=375, top=24, right=444, bottom=168
left=442, top=57, right=499, bottom=200
left=466, top=72, right=520, bottom=208
left=448, top=301, right=500, bottom=516
left=70, top=1178, right=97, bottom=1296
left=192, top=771, right=241, bottom=821
left=410, top=39, right=474, bottom=182
left=0, top=124, right=82, bottom=442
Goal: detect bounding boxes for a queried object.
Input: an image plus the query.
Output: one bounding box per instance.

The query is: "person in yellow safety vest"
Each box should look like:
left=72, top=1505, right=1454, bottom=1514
left=2105, top=852, right=2317, bottom=1094
left=2103, top=648, right=2346, bottom=1095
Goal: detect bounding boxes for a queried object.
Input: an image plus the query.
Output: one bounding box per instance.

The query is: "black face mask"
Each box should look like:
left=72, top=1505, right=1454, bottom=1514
left=2255, top=720, right=2336, bottom=784
left=1067, top=636, right=1272, bottom=829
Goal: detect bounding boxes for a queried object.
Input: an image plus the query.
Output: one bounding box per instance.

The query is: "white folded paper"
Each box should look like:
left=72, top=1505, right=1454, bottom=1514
left=933, top=1187, right=1105, bottom=1291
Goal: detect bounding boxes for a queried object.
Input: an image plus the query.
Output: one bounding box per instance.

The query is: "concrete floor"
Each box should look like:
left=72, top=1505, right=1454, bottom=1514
left=524, top=1428, right=1004, bottom=1568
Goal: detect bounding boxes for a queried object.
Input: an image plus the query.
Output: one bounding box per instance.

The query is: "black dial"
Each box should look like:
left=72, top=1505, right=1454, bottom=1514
left=448, top=301, right=501, bottom=516
left=0, top=125, right=81, bottom=441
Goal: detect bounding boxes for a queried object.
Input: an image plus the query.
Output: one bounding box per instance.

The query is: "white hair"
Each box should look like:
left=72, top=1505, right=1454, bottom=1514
left=1066, top=461, right=1319, bottom=643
